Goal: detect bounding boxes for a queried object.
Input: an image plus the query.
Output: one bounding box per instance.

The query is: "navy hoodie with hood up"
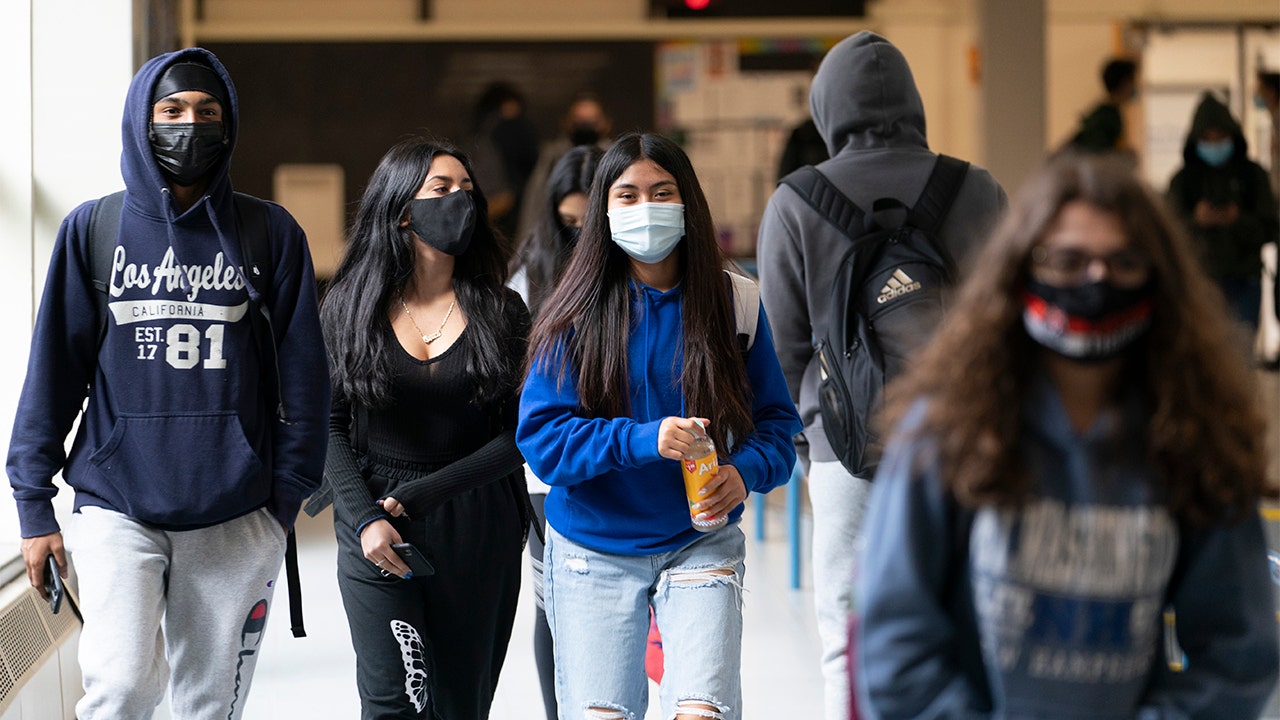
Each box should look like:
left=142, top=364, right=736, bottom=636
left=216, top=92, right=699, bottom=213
left=8, top=48, right=330, bottom=537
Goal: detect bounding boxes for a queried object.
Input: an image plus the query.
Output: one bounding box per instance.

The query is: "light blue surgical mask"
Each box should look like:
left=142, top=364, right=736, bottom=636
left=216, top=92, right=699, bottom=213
left=608, top=202, right=685, bottom=264
left=1196, top=137, right=1234, bottom=167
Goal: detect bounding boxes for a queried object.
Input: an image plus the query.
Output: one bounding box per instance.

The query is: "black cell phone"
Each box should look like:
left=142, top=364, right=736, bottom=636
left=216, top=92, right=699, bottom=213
left=391, top=543, right=435, bottom=578
left=43, top=555, right=64, bottom=615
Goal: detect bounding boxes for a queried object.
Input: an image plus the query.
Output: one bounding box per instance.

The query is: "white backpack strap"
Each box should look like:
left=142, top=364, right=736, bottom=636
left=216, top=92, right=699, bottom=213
left=727, top=271, right=760, bottom=351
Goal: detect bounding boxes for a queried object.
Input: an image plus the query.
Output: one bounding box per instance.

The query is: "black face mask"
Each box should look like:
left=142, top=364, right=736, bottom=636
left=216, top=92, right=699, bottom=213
left=408, top=190, right=476, bottom=256
left=1022, top=278, right=1153, bottom=363
left=558, top=224, right=581, bottom=248
left=568, top=123, right=601, bottom=147
left=150, top=121, right=227, bottom=186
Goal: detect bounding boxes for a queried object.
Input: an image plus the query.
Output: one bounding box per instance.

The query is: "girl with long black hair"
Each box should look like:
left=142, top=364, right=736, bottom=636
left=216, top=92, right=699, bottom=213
left=507, top=143, right=603, bottom=720
left=318, top=137, right=530, bottom=719
left=517, top=133, right=801, bottom=720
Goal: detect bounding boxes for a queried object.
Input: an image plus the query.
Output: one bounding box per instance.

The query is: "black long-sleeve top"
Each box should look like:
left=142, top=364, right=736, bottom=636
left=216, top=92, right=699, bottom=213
left=326, top=297, right=529, bottom=534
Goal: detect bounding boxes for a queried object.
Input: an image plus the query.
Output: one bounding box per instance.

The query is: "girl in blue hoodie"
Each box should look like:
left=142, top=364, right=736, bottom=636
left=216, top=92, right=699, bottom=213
left=854, top=153, right=1279, bottom=719
left=517, top=133, right=801, bottom=720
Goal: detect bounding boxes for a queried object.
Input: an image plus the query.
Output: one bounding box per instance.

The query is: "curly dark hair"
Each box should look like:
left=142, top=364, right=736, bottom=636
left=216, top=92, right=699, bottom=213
left=880, top=153, right=1267, bottom=528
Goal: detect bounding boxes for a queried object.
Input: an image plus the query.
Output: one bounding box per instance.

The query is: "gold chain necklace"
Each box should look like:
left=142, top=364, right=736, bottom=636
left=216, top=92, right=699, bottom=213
left=399, top=291, right=455, bottom=345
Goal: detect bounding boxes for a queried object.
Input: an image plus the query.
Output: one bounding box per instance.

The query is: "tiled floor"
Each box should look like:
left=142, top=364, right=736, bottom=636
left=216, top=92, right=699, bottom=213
left=230, top=493, right=824, bottom=719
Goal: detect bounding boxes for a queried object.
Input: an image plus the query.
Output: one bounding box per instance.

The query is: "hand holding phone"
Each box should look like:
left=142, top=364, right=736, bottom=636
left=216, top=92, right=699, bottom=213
left=43, top=555, right=64, bottom=615
left=391, top=543, right=435, bottom=578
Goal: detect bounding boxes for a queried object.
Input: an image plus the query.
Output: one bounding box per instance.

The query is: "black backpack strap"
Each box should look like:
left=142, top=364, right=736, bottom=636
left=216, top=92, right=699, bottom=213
left=779, top=166, right=868, bottom=241
left=907, top=155, right=970, bottom=236
left=231, top=194, right=307, bottom=638
left=232, top=193, right=290, bottom=425
left=233, top=196, right=308, bottom=638
left=88, top=191, right=126, bottom=343
left=232, top=193, right=272, bottom=297
left=284, top=529, right=306, bottom=637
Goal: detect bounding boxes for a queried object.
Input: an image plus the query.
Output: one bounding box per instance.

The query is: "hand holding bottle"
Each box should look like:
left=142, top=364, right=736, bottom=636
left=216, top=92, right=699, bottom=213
left=657, top=416, right=711, bottom=461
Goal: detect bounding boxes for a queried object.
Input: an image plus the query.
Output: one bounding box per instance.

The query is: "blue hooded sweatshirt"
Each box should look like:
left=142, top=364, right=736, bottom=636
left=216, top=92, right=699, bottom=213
left=7, top=48, right=331, bottom=536
left=854, top=376, right=1279, bottom=719
left=517, top=279, right=802, bottom=555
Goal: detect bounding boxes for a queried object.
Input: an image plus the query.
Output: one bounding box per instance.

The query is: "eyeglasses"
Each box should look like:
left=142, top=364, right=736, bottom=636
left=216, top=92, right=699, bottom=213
left=1029, top=245, right=1151, bottom=287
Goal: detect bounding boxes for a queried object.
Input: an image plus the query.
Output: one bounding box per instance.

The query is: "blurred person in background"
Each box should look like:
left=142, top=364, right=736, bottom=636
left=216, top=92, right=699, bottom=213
left=1065, top=57, right=1140, bottom=158
left=1166, top=91, right=1278, bottom=334
left=507, top=142, right=603, bottom=720
left=469, top=81, right=540, bottom=242
left=855, top=153, right=1279, bottom=719
left=516, top=92, right=613, bottom=240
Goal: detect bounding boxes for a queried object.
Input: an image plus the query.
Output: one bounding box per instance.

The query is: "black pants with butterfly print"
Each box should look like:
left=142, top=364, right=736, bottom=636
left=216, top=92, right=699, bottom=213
left=335, top=467, right=524, bottom=719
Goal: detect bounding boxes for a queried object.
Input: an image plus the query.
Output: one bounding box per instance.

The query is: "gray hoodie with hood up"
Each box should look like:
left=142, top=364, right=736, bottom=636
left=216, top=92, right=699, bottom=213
left=756, top=31, right=1008, bottom=468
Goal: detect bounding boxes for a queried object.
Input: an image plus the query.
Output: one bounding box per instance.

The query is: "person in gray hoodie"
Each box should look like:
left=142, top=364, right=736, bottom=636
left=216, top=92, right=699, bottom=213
left=755, top=31, right=1007, bottom=720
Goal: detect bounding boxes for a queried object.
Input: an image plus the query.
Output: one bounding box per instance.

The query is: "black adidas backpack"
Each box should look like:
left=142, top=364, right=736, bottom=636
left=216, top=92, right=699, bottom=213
left=780, top=155, right=969, bottom=478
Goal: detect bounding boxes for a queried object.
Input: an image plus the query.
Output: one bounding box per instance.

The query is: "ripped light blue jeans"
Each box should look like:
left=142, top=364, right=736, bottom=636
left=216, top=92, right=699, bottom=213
left=544, top=523, right=746, bottom=720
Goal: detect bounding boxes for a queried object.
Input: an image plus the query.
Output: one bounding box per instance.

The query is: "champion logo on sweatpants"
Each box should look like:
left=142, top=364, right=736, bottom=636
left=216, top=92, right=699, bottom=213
left=240, top=600, right=268, bottom=648
left=228, top=599, right=268, bottom=719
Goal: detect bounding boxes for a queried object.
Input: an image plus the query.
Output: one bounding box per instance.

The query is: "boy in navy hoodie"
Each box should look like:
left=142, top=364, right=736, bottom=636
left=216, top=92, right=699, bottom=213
left=7, top=48, right=329, bottom=719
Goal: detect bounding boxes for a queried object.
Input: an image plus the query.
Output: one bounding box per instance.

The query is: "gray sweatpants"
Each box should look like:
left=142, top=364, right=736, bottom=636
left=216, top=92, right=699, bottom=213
left=67, top=505, right=288, bottom=720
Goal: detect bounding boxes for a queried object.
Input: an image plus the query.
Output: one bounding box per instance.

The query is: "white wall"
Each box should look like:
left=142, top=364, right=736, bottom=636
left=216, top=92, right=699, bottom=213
left=878, top=2, right=980, bottom=164
left=0, top=0, right=34, bottom=551
left=0, top=0, right=134, bottom=546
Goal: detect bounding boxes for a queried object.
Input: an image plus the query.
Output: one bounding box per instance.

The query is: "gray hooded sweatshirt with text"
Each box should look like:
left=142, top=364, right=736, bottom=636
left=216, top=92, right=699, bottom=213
left=756, top=31, right=1008, bottom=468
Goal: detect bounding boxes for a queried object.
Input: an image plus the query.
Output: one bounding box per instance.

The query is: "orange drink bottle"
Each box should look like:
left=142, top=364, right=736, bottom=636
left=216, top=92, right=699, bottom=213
left=681, top=420, right=727, bottom=532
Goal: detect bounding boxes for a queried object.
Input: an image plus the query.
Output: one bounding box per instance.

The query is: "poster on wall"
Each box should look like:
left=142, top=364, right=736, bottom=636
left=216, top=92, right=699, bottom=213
left=654, top=38, right=839, bottom=257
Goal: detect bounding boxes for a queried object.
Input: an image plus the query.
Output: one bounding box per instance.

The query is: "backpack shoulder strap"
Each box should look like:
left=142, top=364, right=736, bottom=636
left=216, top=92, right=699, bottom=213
left=232, top=193, right=289, bottom=424
left=908, top=155, right=970, bottom=236
left=88, top=191, right=125, bottom=339
left=726, top=271, right=760, bottom=351
left=779, top=166, right=867, bottom=241
left=232, top=192, right=273, bottom=298
left=229, top=194, right=308, bottom=639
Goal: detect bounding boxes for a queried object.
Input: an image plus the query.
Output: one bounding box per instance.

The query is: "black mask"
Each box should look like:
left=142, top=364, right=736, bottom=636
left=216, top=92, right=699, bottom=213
left=408, top=191, right=476, bottom=256
left=1022, top=278, right=1153, bottom=363
left=568, top=123, right=601, bottom=147
left=151, top=122, right=227, bottom=186
left=558, top=224, right=581, bottom=248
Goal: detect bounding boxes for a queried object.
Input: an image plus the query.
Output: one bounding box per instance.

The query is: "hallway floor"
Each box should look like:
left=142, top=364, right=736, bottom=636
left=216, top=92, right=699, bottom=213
left=224, top=495, right=823, bottom=719
left=143, top=370, right=1280, bottom=719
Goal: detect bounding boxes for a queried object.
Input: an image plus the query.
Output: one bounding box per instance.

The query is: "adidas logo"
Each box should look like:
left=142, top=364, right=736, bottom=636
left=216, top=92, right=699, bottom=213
left=877, top=269, right=922, bottom=304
